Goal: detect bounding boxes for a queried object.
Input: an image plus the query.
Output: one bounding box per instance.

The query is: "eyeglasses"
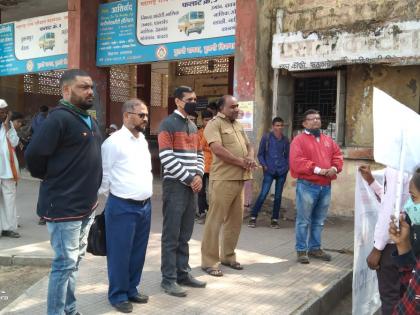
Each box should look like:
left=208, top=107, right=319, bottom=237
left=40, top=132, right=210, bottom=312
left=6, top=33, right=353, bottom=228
left=128, top=112, right=148, bottom=119
left=306, top=117, right=321, bottom=121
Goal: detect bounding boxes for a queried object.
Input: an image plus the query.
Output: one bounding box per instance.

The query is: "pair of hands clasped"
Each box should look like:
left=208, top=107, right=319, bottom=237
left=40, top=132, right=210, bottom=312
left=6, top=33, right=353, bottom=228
left=241, top=156, right=257, bottom=171
left=319, top=167, right=337, bottom=177
left=190, top=175, right=202, bottom=193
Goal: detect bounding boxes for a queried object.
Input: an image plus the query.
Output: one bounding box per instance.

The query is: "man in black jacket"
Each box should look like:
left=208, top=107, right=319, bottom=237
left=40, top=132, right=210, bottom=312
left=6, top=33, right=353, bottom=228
left=25, top=69, right=102, bottom=315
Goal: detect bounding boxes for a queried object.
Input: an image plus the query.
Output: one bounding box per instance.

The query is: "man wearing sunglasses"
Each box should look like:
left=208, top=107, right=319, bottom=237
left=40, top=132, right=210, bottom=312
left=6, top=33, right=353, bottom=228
left=158, top=86, right=206, bottom=297
left=99, top=98, right=152, bottom=313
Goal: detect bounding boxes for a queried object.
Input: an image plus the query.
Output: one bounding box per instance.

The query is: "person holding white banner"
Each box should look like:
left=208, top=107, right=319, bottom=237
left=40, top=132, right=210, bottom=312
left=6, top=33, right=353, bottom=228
left=388, top=167, right=420, bottom=315
left=359, top=165, right=410, bottom=315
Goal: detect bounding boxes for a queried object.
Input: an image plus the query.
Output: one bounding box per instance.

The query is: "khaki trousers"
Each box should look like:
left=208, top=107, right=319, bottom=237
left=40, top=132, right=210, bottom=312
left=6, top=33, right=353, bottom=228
left=0, top=178, right=17, bottom=231
left=201, top=180, right=244, bottom=268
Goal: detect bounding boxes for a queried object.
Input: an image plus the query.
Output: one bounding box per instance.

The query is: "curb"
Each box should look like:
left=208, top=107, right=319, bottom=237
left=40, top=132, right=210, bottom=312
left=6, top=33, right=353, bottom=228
left=299, top=269, right=352, bottom=315
left=0, top=255, right=51, bottom=267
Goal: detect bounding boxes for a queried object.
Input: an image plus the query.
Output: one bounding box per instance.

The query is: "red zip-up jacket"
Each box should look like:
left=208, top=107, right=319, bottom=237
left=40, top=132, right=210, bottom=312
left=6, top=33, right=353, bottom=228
left=289, top=132, right=343, bottom=186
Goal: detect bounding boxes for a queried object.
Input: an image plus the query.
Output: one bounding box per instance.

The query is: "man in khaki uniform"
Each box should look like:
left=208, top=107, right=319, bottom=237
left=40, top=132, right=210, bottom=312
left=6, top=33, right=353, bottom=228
left=201, top=95, right=256, bottom=276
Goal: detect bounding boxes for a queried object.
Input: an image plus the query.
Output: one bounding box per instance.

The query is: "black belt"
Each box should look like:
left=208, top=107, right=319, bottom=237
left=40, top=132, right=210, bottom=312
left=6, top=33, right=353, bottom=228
left=111, top=194, right=150, bottom=207
left=125, top=198, right=150, bottom=207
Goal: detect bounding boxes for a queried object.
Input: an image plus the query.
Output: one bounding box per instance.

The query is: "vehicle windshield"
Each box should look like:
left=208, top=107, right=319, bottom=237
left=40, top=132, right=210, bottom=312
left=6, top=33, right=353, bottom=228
left=190, top=12, right=204, bottom=20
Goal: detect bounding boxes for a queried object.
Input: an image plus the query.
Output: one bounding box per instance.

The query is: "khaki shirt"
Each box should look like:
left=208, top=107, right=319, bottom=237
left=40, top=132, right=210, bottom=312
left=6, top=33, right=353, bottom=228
left=204, top=112, right=252, bottom=180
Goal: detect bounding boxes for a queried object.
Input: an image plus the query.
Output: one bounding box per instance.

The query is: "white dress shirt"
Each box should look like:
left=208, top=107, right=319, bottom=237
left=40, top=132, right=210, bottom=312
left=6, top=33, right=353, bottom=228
left=99, top=125, right=153, bottom=201
left=370, top=167, right=410, bottom=251
left=0, top=122, right=19, bottom=179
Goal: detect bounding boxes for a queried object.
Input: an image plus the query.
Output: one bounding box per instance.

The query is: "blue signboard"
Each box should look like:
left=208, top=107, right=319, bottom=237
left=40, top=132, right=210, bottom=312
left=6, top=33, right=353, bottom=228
left=0, top=12, right=68, bottom=77
left=96, top=0, right=236, bottom=66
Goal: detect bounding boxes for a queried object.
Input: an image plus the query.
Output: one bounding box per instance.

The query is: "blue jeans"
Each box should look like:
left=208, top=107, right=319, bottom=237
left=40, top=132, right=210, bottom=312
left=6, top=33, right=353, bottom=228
left=105, top=194, right=151, bottom=305
left=295, top=179, right=331, bottom=252
left=46, top=213, right=94, bottom=315
left=251, top=172, right=287, bottom=220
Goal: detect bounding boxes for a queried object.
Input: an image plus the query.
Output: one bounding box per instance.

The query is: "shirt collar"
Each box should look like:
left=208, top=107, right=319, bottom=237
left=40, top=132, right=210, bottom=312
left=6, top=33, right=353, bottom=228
left=216, top=112, right=233, bottom=122
left=174, top=109, right=187, bottom=119
left=121, top=125, right=144, bottom=141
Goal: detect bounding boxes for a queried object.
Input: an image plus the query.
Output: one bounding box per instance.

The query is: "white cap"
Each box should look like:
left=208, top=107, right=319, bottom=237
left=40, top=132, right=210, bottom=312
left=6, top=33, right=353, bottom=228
left=0, top=99, right=8, bottom=109
left=109, top=124, right=118, bottom=130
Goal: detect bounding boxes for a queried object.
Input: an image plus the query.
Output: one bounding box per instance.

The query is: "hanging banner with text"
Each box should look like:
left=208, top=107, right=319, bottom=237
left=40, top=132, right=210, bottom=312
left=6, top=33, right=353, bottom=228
left=96, top=0, right=236, bottom=66
left=0, top=12, right=68, bottom=76
left=353, top=170, right=382, bottom=315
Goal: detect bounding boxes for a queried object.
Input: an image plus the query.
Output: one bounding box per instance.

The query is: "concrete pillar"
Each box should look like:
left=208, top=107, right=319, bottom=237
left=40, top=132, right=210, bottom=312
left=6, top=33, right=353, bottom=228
left=68, top=0, right=109, bottom=130
left=233, top=0, right=256, bottom=103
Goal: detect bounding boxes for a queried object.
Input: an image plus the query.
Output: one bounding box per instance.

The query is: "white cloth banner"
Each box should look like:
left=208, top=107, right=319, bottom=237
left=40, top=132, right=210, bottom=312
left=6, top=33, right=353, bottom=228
left=373, top=87, right=420, bottom=174
left=352, top=170, right=383, bottom=315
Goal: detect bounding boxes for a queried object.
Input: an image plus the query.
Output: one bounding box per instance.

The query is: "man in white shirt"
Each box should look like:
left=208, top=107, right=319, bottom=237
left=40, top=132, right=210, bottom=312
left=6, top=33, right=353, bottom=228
left=0, top=99, right=20, bottom=238
left=359, top=165, right=410, bottom=315
left=99, top=99, right=153, bottom=314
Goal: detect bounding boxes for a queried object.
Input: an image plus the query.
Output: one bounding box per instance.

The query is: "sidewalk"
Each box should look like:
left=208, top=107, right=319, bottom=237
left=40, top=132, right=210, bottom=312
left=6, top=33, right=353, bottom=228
left=1, top=178, right=354, bottom=315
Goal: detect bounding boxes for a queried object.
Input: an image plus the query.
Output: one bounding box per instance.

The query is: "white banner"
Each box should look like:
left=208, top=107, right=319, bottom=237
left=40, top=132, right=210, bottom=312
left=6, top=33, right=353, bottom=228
left=14, top=12, right=68, bottom=61
left=352, top=170, right=382, bottom=315
left=373, top=87, right=420, bottom=174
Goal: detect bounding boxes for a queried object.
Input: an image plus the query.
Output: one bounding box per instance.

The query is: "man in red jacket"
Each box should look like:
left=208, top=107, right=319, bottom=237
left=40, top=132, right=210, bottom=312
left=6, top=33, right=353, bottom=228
left=289, top=109, right=343, bottom=264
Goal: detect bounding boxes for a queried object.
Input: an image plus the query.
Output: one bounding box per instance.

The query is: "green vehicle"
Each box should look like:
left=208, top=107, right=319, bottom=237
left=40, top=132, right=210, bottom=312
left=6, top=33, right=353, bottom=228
left=178, top=11, right=205, bottom=36
left=39, top=32, right=55, bottom=51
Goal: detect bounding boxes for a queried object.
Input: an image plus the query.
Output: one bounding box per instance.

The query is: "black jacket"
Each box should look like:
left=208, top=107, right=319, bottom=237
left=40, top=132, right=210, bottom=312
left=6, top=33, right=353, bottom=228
left=25, top=105, right=102, bottom=222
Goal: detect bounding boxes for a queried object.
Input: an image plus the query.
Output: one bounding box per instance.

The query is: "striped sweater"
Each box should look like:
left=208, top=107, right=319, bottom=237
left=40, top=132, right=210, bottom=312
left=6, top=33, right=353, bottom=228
left=158, top=110, right=204, bottom=185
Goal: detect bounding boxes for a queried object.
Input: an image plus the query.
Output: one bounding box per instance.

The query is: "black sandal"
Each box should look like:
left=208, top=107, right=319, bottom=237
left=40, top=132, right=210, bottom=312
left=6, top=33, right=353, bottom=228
left=221, top=261, right=244, bottom=270
left=201, top=267, right=223, bottom=277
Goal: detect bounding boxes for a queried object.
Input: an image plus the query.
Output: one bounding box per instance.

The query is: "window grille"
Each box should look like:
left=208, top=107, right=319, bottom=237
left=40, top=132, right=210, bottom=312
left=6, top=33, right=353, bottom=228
left=176, top=57, right=229, bottom=76
left=110, top=65, right=131, bottom=103
left=293, top=77, right=337, bottom=139
left=23, top=70, right=64, bottom=95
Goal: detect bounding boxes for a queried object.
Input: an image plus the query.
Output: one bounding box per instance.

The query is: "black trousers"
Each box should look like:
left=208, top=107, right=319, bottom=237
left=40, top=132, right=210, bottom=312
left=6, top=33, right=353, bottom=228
left=376, top=244, right=400, bottom=315
left=161, top=179, right=195, bottom=283
left=198, top=173, right=209, bottom=214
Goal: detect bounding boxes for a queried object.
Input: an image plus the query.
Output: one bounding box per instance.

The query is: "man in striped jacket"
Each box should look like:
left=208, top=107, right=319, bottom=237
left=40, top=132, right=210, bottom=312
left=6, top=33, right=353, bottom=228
left=158, top=86, right=206, bottom=297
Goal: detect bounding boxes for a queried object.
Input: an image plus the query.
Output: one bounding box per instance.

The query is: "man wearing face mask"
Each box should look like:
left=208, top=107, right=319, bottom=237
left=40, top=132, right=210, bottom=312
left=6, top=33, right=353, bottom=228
left=25, top=69, right=102, bottom=315
left=158, top=86, right=206, bottom=297
left=99, top=99, right=152, bottom=313
left=289, top=109, right=343, bottom=264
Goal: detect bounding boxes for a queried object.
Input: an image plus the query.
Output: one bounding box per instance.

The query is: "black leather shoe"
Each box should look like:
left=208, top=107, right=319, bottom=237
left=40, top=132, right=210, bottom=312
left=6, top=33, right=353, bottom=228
left=128, top=293, right=149, bottom=304
left=161, top=281, right=187, bottom=297
left=177, top=275, right=206, bottom=288
left=1, top=230, right=21, bottom=238
left=112, top=301, right=133, bottom=313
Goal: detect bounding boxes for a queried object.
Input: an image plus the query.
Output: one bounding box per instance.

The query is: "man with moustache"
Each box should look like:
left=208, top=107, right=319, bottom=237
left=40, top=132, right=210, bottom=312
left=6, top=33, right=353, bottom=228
left=99, top=99, right=153, bottom=313
left=158, top=86, right=206, bottom=297
left=289, top=109, right=343, bottom=264
left=201, top=95, right=257, bottom=276
left=25, top=69, right=102, bottom=315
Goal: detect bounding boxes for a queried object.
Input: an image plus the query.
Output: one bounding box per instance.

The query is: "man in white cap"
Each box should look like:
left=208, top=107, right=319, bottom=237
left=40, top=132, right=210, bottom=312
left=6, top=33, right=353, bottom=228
left=0, top=99, right=20, bottom=238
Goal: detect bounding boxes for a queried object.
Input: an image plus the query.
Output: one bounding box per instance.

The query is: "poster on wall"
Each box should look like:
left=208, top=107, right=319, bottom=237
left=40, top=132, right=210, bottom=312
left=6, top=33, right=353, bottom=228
left=237, top=101, right=253, bottom=131
left=0, top=12, right=68, bottom=76
left=96, top=0, right=236, bottom=66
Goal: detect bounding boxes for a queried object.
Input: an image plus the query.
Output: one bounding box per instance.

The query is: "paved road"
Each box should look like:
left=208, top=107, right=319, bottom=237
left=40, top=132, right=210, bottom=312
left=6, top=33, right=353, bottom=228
left=1, top=178, right=354, bottom=315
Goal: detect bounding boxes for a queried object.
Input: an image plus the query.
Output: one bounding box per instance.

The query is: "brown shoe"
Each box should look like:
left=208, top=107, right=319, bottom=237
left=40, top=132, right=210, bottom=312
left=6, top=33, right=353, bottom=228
left=297, top=251, right=309, bottom=264
left=308, top=249, right=331, bottom=261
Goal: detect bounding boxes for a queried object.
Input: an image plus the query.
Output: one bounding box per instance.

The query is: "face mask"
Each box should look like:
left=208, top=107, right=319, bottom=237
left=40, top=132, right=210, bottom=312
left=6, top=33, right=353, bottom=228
left=184, top=102, right=197, bottom=116
left=404, top=197, right=420, bottom=225
left=305, top=128, right=321, bottom=138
